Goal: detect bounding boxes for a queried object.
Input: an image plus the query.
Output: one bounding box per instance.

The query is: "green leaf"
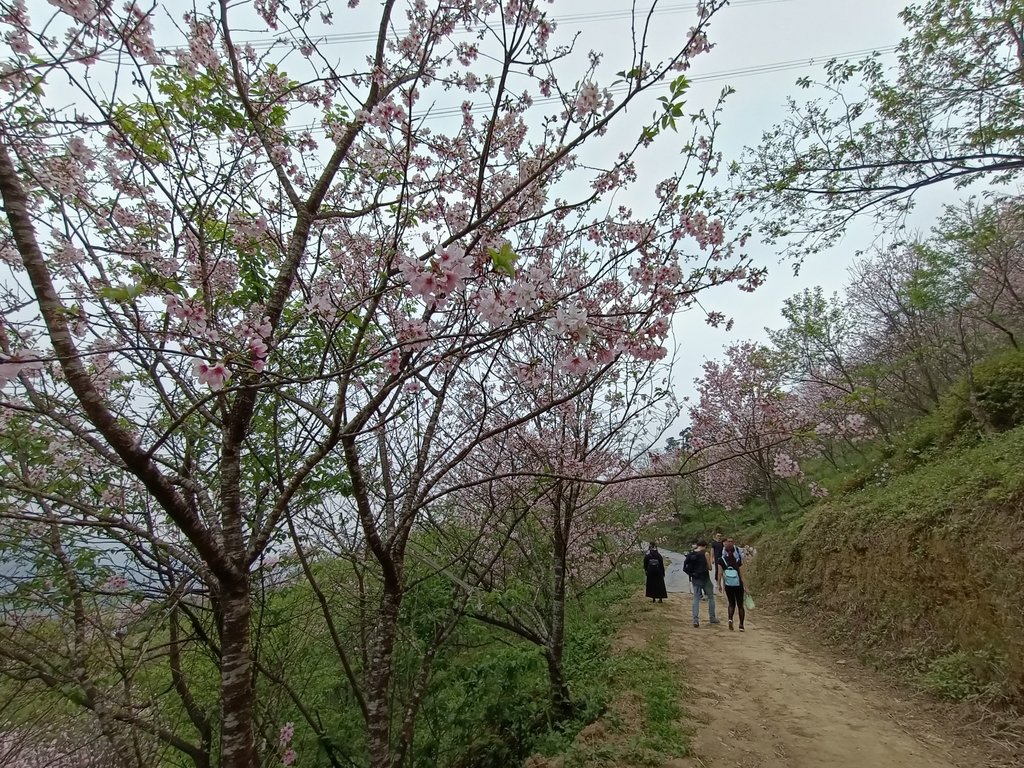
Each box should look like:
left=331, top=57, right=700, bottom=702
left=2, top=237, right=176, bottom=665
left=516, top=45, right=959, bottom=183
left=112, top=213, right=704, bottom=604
left=162, top=279, right=187, bottom=297
left=488, top=242, right=519, bottom=277
left=98, top=284, right=143, bottom=302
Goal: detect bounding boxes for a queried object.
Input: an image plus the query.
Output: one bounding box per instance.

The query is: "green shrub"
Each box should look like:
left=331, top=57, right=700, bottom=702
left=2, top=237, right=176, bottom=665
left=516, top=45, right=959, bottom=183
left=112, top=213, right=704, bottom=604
left=921, top=649, right=1008, bottom=701
left=882, top=348, right=1024, bottom=471
left=973, top=348, right=1024, bottom=431
left=895, top=382, right=974, bottom=467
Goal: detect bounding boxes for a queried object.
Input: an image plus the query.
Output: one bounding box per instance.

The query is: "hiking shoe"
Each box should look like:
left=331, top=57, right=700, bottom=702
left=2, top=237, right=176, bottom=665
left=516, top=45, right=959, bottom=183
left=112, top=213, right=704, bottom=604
left=709, top=619, right=720, bottom=625
left=693, top=620, right=699, bottom=628
left=728, top=620, right=734, bottom=631
left=739, top=626, right=745, bottom=632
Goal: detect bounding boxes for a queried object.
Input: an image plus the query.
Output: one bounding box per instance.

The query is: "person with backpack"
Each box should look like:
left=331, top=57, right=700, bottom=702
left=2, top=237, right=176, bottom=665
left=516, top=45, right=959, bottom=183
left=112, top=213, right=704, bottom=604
left=682, top=540, right=718, bottom=627
left=686, top=540, right=698, bottom=595
left=710, top=531, right=725, bottom=592
left=643, top=543, right=667, bottom=603
left=718, top=539, right=746, bottom=631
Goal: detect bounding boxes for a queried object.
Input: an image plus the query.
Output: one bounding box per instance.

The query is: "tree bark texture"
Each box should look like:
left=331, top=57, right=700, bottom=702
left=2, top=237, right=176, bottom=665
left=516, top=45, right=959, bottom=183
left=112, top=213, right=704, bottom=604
left=217, top=579, right=257, bottom=768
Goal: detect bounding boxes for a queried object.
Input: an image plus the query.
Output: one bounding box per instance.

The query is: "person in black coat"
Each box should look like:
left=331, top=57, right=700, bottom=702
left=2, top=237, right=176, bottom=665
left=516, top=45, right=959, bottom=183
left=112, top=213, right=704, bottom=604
left=643, top=543, right=667, bottom=602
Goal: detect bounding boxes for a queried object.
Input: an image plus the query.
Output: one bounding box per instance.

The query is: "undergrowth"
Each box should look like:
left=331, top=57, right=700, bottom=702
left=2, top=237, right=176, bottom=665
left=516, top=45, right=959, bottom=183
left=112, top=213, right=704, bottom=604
left=920, top=649, right=1011, bottom=702
left=542, top=622, right=689, bottom=768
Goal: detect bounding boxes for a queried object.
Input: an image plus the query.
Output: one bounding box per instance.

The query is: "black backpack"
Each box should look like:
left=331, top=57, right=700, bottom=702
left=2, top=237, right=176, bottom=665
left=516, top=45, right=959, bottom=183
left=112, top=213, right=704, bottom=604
left=682, top=550, right=707, bottom=579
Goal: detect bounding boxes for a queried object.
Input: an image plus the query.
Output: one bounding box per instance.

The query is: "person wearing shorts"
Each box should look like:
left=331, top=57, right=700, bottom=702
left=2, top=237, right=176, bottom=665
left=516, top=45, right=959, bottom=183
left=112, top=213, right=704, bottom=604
left=719, top=539, right=746, bottom=631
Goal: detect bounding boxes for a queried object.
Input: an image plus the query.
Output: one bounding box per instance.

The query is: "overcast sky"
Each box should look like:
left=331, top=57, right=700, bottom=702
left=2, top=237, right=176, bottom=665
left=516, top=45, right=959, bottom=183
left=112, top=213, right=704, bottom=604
left=632, top=0, right=915, bottom=409
left=565, top=0, right=947, bottom=430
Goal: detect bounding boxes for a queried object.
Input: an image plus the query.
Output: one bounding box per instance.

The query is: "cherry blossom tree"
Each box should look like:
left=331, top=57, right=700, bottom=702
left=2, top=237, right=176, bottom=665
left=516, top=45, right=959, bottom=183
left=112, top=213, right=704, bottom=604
left=687, top=342, right=808, bottom=513
left=686, top=335, right=885, bottom=512
left=443, top=349, right=676, bottom=720
left=811, top=199, right=1024, bottom=435
left=0, top=1, right=754, bottom=766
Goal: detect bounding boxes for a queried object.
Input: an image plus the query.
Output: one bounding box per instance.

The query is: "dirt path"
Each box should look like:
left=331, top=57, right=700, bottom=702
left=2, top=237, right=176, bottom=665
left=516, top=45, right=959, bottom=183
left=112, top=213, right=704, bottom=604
left=657, top=597, right=969, bottom=768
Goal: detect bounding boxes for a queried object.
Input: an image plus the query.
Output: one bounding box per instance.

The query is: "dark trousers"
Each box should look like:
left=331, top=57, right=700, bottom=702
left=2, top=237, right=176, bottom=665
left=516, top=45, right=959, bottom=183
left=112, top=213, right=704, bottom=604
left=724, top=584, right=745, bottom=626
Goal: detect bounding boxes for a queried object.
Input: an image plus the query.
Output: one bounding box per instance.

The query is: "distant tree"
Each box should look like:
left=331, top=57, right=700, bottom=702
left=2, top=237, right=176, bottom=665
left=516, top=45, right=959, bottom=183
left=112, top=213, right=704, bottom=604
left=919, top=197, right=1024, bottom=351
left=738, top=0, right=1024, bottom=256
left=758, top=195, right=1024, bottom=443
left=687, top=342, right=804, bottom=514
left=841, top=244, right=972, bottom=415
left=767, top=287, right=857, bottom=391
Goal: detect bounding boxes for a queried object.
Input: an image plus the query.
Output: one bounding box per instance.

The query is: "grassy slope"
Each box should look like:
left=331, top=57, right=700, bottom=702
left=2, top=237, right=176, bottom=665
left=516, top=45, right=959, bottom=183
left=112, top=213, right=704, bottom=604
left=754, top=424, right=1024, bottom=706
left=530, top=601, right=691, bottom=768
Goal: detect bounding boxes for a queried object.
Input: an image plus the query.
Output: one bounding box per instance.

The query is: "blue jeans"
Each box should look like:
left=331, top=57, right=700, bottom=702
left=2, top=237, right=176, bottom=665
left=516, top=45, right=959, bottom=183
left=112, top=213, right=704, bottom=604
left=692, top=577, right=717, bottom=622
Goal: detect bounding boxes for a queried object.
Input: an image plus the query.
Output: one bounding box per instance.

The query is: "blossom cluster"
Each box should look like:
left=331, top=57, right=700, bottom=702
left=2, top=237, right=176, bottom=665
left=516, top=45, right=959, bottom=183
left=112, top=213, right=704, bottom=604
left=399, top=245, right=475, bottom=308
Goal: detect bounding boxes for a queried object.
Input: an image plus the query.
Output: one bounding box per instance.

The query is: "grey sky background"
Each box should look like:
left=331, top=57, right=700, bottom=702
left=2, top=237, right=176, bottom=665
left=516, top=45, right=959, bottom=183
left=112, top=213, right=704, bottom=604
left=579, top=0, right=959, bottom=433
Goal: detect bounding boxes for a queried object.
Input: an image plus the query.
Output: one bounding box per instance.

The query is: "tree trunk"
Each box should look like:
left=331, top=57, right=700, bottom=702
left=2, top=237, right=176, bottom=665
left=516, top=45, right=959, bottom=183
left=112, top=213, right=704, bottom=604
left=366, top=588, right=402, bottom=768
left=547, top=530, right=573, bottom=723
left=765, top=478, right=781, bottom=517
left=218, top=579, right=257, bottom=768
left=544, top=647, right=574, bottom=723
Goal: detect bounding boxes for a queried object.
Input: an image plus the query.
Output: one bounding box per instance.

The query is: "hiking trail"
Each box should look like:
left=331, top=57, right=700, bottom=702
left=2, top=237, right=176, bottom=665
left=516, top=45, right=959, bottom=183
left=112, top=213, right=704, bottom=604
left=648, top=549, right=970, bottom=768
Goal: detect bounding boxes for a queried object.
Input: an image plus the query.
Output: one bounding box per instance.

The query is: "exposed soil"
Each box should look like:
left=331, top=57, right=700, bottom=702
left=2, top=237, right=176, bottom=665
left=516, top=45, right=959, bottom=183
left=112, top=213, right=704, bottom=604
left=531, top=574, right=1019, bottom=768
left=662, top=594, right=977, bottom=768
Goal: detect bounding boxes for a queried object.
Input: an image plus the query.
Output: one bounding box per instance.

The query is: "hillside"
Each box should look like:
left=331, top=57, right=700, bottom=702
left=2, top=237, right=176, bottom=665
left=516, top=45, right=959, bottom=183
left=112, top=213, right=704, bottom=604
left=659, top=382, right=1024, bottom=757
left=756, top=424, right=1024, bottom=704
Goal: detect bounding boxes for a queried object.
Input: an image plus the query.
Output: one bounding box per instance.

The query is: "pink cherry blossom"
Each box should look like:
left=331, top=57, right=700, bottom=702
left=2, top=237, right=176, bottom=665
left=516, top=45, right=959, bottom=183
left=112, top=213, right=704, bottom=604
left=279, top=722, right=294, bottom=747
left=0, top=349, right=45, bottom=386
left=772, top=452, right=804, bottom=480
left=548, top=303, right=588, bottom=337
left=384, top=351, right=402, bottom=375
left=46, top=0, right=97, bottom=24
left=193, top=360, right=231, bottom=390
left=474, top=287, right=513, bottom=327
left=575, top=82, right=601, bottom=117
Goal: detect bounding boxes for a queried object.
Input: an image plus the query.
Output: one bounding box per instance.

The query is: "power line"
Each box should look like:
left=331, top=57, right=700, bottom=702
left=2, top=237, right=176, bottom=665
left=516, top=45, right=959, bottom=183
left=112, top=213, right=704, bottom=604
left=240, top=0, right=795, bottom=51
left=277, top=43, right=896, bottom=135
left=92, top=0, right=794, bottom=72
